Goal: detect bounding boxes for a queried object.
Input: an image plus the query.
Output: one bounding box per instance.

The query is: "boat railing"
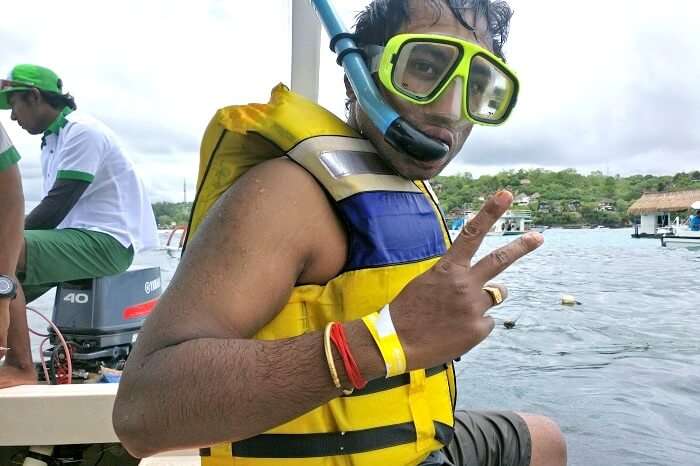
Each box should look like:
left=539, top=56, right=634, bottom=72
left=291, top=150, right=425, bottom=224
left=165, top=224, right=188, bottom=249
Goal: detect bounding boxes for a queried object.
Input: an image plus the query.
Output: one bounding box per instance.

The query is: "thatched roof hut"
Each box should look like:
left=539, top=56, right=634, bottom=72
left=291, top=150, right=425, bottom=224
left=628, top=190, right=700, bottom=215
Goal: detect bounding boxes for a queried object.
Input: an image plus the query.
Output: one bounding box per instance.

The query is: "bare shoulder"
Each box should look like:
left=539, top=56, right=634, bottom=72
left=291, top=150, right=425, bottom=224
left=131, top=157, right=346, bottom=354
left=190, top=156, right=347, bottom=283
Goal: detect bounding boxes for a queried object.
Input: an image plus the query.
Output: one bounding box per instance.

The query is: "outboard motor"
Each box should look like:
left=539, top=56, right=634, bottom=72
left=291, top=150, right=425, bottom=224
left=42, top=266, right=162, bottom=383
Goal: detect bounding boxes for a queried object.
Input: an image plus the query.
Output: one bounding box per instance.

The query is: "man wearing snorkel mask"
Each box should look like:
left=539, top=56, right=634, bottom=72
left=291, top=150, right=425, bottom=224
left=115, top=1, right=567, bottom=465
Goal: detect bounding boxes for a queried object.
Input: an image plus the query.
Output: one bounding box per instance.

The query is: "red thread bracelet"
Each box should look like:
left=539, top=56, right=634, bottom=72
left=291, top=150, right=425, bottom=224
left=329, top=322, right=367, bottom=390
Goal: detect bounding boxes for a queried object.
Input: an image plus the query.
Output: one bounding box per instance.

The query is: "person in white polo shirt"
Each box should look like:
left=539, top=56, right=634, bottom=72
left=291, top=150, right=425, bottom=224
left=0, top=64, right=159, bottom=387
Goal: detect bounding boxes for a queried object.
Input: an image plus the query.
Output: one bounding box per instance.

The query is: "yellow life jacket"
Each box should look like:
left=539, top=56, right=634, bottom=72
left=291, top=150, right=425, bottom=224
left=188, top=85, right=457, bottom=466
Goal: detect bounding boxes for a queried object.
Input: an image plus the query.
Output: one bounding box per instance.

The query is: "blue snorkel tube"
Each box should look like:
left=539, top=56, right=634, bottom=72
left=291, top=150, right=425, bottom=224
left=309, top=0, right=449, bottom=162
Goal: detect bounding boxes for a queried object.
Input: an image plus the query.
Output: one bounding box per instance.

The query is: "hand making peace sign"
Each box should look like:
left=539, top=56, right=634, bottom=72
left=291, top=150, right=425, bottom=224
left=389, top=190, right=544, bottom=370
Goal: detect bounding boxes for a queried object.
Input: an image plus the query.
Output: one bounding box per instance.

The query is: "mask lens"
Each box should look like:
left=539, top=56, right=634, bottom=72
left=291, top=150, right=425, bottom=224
left=468, top=55, right=516, bottom=123
left=392, top=41, right=460, bottom=100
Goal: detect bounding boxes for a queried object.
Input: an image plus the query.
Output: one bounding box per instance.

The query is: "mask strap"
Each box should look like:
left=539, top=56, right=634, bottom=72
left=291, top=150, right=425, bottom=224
left=363, top=45, right=385, bottom=74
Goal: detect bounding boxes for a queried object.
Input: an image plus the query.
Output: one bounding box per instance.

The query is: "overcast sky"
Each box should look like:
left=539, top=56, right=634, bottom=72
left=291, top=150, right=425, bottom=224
left=2, top=0, right=698, bottom=203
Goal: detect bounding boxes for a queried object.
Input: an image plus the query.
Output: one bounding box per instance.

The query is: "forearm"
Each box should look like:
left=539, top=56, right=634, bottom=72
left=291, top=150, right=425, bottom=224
left=0, top=168, right=24, bottom=275
left=114, top=320, right=384, bottom=457
left=25, top=179, right=89, bottom=230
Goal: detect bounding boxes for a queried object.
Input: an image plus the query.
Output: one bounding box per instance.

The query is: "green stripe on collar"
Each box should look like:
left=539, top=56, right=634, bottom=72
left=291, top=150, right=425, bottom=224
left=0, top=145, right=21, bottom=171
left=57, top=169, right=94, bottom=183
left=43, top=106, right=74, bottom=136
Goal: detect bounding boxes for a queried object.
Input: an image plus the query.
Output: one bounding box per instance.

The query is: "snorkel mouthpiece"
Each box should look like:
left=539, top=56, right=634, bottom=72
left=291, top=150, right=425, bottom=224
left=385, top=119, right=449, bottom=161
left=310, top=0, right=449, bottom=163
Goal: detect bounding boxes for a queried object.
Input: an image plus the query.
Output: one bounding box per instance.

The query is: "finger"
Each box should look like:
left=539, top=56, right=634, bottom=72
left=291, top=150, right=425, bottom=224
left=471, top=232, right=544, bottom=283
left=475, top=316, right=496, bottom=343
left=443, top=191, right=513, bottom=264
left=482, top=283, right=508, bottom=310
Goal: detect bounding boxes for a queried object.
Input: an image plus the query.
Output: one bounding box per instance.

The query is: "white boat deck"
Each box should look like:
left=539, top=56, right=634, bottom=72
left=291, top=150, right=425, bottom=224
left=0, top=384, right=199, bottom=464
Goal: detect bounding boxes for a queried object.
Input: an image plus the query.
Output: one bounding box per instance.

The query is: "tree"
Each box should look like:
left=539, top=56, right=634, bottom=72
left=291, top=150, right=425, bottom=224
left=433, top=168, right=697, bottom=227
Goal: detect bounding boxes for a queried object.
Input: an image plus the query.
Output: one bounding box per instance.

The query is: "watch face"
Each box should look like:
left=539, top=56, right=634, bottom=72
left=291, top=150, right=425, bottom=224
left=0, top=277, right=13, bottom=295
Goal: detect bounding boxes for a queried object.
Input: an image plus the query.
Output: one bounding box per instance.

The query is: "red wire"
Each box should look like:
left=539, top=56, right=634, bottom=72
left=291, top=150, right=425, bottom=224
left=27, top=305, right=72, bottom=384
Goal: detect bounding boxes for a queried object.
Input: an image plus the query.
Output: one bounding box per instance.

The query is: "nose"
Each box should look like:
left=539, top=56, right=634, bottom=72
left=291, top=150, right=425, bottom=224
left=10, top=108, right=17, bottom=121
left=426, top=77, right=464, bottom=122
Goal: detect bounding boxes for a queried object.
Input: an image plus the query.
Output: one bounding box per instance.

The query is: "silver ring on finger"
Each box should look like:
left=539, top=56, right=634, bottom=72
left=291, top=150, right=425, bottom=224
left=482, top=284, right=507, bottom=307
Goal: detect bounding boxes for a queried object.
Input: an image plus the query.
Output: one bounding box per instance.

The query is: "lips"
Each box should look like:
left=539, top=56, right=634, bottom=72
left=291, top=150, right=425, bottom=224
left=418, top=126, right=454, bottom=152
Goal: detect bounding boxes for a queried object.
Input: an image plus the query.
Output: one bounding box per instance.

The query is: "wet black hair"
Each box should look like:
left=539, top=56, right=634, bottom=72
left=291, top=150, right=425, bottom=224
left=353, top=0, right=513, bottom=60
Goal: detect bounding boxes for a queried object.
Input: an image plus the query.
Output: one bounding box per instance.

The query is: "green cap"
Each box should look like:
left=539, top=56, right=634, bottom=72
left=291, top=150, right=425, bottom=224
left=0, top=64, right=63, bottom=109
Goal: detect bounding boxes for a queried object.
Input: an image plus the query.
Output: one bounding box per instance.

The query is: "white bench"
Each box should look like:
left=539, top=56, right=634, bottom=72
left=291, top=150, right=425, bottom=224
left=0, top=384, right=199, bottom=464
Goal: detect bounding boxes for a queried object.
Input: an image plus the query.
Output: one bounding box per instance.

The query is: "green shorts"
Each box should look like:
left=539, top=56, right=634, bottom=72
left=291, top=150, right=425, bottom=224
left=20, top=228, right=134, bottom=303
left=421, top=411, right=532, bottom=466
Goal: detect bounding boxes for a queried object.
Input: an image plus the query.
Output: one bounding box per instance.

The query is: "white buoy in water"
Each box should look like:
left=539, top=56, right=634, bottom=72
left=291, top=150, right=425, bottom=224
left=561, top=294, right=580, bottom=305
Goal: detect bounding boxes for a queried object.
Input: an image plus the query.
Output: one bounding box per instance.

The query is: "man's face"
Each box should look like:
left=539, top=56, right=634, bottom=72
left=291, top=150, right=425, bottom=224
left=8, top=91, right=44, bottom=135
left=351, top=0, right=494, bottom=180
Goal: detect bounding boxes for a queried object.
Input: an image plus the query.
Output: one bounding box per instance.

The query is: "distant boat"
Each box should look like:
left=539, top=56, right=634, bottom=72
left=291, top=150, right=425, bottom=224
left=660, top=227, right=700, bottom=249
left=448, top=209, right=540, bottom=240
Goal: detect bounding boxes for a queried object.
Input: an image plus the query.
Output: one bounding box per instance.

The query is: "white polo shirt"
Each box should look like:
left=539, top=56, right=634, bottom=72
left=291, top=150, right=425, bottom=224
left=0, top=123, right=20, bottom=171
left=40, top=110, right=159, bottom=251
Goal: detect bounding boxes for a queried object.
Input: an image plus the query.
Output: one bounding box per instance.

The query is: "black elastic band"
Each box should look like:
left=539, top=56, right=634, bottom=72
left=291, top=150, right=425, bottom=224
left=231, top=421, right=454, bottom=458
left=329, top=32, right=356, bottom=52
left=336, top=47, right=366, bottom=66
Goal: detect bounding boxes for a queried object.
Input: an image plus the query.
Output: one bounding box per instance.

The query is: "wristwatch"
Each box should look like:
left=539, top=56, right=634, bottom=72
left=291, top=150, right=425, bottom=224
left=0, top=275, right=17, bottom=300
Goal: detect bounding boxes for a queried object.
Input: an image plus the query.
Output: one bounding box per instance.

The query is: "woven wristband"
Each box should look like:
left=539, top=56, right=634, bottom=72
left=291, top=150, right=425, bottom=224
left=323, top=322, right=354, bottom=395
left=330, top=322, right=367, bottom=390
left=362, top=305, right=407, bottom=377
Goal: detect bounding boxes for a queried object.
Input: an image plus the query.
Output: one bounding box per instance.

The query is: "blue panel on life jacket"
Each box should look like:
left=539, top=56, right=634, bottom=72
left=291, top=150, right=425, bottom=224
left=339, top=191, right=446, bottom=270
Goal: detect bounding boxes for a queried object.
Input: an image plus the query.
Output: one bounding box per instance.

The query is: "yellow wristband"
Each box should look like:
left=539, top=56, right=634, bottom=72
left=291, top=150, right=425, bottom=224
left=362, top=305, right=407, bottom=377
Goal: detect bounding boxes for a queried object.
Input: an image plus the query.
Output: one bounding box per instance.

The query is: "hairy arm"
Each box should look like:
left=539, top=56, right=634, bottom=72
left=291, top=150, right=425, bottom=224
left=0, top=165, right=24, bottom=274
left=0, top=165, right=23, bottom=350
left=25, top=179, right=90, bottom=229
left=113, top=158, right=384, bottom=457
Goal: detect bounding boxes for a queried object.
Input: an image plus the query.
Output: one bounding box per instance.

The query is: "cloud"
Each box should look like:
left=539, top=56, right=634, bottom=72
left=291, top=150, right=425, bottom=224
left=451, top=0, right=700, bottom=175
left=2, top=0, right=698, bottom=204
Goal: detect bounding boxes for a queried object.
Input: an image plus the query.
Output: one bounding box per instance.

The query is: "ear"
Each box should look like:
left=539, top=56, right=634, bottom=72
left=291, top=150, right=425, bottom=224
left=27, top=88, right=42, bottom=106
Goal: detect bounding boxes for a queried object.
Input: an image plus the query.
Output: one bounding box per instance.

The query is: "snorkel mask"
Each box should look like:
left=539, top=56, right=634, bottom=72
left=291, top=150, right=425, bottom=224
left=368, top=33, right=518, bottom=125
left=309, top=0, right=519, bottom=162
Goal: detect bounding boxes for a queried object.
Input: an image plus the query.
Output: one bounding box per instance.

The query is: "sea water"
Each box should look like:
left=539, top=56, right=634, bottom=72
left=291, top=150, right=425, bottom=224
left=27, top=228, right=700, bottom=466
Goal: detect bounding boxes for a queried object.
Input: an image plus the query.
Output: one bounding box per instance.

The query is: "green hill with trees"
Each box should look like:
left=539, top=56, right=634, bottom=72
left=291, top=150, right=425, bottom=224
left=152, top=201, right=192, bottom=228
left=152, top=170, right=700, bottom=228
left=434, top=169, right=700, bottom=227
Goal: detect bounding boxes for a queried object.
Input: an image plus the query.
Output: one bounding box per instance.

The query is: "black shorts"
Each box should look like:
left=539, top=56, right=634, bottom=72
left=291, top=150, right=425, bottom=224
left=420, top=411, right=532, bottom=466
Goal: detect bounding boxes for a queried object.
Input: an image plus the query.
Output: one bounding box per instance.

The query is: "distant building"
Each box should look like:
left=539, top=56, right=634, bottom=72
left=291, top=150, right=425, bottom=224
left=597, top=201, right=615, bottom=212
left=628, top=189, right=700, bottom=237
left=447, top=207, right=471, bottom=219
left=513, top=193, right=531, bottom=206
left=567, top=200, right=581, bottom=211
left=538, top=201, right=551, bottom=213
